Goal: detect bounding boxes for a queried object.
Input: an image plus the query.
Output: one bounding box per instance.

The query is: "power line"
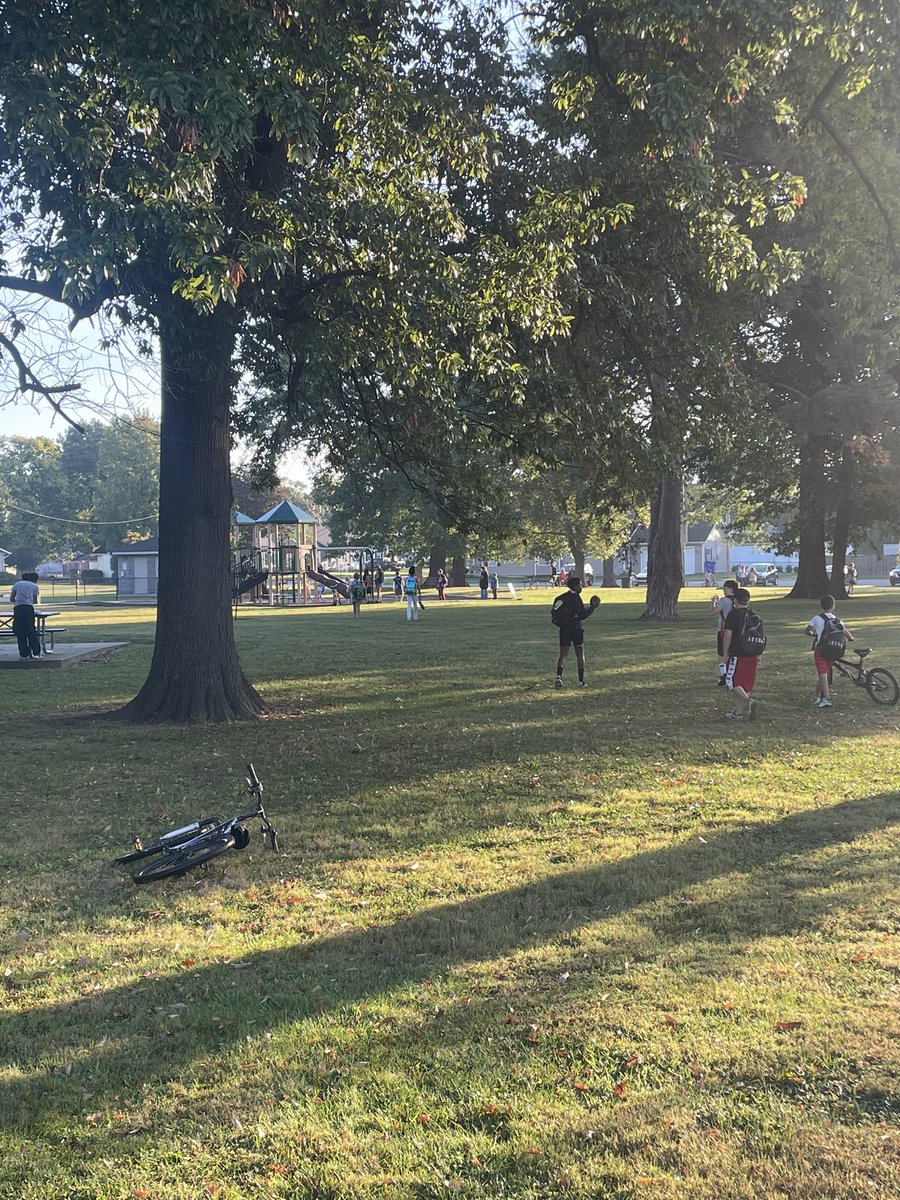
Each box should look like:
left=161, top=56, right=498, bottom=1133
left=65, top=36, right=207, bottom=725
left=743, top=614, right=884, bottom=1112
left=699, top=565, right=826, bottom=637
left=2, top=502, right=157, bottom=525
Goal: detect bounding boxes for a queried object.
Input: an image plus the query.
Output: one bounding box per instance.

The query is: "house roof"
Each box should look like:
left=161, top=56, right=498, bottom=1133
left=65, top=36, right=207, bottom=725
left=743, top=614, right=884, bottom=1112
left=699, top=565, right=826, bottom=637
left=0, top=547, right=9, bottom=555
left=256, top=500, right=317, bottom=525
left=112, top=537, right=159, bottom=555
left=233, top=510, right=257, bottom=526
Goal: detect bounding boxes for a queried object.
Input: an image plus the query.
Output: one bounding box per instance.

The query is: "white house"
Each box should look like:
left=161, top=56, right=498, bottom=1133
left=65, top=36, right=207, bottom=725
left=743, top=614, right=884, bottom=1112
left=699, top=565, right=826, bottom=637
left=0, top=547, right=10, bottom=574
left=114, top=537, right=159, bottom=600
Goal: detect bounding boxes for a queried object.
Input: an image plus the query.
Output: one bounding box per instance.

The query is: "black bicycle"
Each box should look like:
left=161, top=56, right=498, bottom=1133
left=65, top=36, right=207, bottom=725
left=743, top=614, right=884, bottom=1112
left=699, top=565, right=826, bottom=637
left=114, top=764, right=279, bottom=883
left=830, top=647, right=899, bottom=705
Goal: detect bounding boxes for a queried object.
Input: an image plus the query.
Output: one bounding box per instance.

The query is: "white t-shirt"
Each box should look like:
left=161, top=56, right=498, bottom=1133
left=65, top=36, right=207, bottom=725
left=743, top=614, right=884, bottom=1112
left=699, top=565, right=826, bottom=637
left=10, top=580, right=39, bottom=607
left=714, top=595, right=733, bottom=632
left=809, top=611, right=837, bottom=644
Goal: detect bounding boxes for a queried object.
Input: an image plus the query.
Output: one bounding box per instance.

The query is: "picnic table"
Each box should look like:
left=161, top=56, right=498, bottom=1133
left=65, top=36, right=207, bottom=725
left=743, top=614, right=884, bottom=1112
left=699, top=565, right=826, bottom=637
left=0, top=610, right=66, bottom=654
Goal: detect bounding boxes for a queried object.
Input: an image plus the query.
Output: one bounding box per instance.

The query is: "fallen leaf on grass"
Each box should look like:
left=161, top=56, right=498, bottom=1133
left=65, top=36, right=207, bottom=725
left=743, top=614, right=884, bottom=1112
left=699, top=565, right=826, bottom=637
left=785, top=1075, right=805, bottom=1084
left=84, top=1111, right=104, bottom=1124
left=625, top=1055, right=641, bottom=1068
left=722, top=1003, right=736, bottom=1011
left=573, top=1080, right=590, bottom=1092
left=662, top=1013, right=679, bottom=1027
left=775, top=1021, right=802, bottom=1031
left=612, top=1082, right=628, bottom=1098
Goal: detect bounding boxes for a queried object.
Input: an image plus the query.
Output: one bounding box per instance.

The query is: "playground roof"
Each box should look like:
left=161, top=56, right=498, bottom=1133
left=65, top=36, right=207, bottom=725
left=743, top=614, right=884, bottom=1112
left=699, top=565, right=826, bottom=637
left=233, top=510, right=256, bottom=525
left=255, top=500, right=317, bottom=525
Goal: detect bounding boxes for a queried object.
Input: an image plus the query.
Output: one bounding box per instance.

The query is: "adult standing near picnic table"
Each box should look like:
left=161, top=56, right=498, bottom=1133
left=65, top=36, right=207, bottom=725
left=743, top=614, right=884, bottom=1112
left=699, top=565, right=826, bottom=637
left=11, top=572, right=41, bottom=659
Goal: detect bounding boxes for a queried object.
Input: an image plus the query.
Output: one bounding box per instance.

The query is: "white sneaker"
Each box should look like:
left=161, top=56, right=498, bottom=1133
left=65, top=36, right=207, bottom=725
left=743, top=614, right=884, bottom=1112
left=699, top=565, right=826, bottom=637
left=817, top=697, right=832, bottom=708
left=577, top=680, right=586, bottom=688
left=555, top=676, right=563, bottom=689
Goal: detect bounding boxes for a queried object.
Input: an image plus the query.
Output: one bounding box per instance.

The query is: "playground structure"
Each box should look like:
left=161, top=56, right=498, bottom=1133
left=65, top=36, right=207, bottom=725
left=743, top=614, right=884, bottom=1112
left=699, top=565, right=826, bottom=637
left=305, top=546, right=377, bottom=601
left=231, top=501, right=318, bottom=606
left=231, top=503, right=380, bottom=606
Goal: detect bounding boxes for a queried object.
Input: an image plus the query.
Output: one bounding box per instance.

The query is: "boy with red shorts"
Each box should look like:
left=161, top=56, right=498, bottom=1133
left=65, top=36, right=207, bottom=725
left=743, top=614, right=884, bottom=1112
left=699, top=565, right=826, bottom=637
left=805, top=594, right=853, bottom=709
left=722, top=588, right=759, bottom=719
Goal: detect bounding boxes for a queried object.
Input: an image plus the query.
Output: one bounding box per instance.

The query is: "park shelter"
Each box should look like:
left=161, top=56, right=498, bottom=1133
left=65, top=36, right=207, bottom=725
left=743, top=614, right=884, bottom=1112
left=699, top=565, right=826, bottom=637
left=114, top=537, right=159, bottom=600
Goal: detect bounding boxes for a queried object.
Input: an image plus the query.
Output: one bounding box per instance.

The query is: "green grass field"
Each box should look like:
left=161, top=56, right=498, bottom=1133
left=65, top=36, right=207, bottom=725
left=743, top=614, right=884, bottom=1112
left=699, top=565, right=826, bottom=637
left=1, top=587, right=897, bottom=1200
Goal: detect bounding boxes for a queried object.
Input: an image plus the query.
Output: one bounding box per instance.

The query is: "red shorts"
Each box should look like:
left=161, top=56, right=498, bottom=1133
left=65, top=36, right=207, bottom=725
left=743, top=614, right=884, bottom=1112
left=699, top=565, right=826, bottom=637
left=813, top=651, right=833, bottom=676
left=728, top=656, right=758, bottom=693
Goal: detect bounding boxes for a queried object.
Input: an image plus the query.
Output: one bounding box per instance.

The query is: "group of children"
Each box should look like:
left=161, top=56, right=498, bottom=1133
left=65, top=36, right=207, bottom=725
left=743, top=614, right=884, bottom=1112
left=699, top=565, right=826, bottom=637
left=711, top=579, right=852, bottom=718
left=548, top=572, right=854, bottom=712
left=349, top=566, right=424, bottom=620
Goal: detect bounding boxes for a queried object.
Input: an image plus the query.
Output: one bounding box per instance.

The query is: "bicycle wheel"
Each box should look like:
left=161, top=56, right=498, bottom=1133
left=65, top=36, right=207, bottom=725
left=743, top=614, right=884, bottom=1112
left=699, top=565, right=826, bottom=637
left=865, top=667, right=899, bottom=706
left=115, top=817, right=222, bottom=865
left=132, top=834, right=235, bottom=883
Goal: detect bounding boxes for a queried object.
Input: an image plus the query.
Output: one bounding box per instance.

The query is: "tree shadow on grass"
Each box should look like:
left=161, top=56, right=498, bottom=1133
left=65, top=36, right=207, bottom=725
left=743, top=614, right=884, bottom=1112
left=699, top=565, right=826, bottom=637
left=1, top=792, right=894, bottom=1132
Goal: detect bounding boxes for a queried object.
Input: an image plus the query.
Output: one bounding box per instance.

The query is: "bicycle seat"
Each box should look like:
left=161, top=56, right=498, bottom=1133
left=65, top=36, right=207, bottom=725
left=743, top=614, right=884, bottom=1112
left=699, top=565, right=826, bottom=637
left=853, top=647, right=871, bottom=658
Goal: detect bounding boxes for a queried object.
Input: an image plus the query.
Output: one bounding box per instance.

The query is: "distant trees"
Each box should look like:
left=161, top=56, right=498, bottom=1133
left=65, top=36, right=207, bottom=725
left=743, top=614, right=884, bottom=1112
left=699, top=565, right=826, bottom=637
left=0, top=417, right=159, bottom=568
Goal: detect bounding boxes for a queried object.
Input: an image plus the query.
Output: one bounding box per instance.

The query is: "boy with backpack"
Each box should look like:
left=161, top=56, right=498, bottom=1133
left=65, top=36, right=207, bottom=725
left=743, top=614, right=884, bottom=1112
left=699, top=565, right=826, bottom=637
left=805, top=594, right=853, bottom=708
left=721, top=587, right=766, bottom=719
left=349, top=572, right=367, bottom=618
left=404, top=565, right=422, bottom=621
left=710, top=578, right=738, bottom=686
left=550, top=576, right=600, bottom=688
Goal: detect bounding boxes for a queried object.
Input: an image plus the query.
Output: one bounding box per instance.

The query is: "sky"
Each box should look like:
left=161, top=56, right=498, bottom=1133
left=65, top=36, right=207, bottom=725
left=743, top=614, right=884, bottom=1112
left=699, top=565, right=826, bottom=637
left=1, top=306, right=313, bottom=485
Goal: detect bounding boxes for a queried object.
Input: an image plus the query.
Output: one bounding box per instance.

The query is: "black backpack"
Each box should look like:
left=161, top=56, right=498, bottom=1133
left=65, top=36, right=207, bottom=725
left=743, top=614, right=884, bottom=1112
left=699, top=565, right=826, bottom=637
left=734, top=608, right=767, bottom=656
left=816, top=613, right=846, bottom=660
left=550, top=594, right=572, bottom=627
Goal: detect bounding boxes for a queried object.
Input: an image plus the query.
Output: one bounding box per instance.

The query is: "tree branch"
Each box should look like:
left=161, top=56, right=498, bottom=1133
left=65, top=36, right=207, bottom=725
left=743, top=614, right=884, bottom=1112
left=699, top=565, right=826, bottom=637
left=0, top=273, right=118, bottom=325
left=811, top=109, right=899, bottom=269
left=0, top=329, right=85, bottom=432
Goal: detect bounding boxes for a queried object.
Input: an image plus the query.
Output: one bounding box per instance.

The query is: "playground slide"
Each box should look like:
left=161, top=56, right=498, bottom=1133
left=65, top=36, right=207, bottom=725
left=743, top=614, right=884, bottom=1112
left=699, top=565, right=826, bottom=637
left=304, top=554, right=351, bottom=599
left=232, top=570, right=269, bottom=599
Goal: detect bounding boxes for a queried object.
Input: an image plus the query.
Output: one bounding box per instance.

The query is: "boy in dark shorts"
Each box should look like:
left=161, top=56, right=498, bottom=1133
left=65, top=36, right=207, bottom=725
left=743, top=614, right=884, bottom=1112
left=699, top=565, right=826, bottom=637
left=721, top=587, right=758, bottom=719
left=552, top=576, right=600, bottom=688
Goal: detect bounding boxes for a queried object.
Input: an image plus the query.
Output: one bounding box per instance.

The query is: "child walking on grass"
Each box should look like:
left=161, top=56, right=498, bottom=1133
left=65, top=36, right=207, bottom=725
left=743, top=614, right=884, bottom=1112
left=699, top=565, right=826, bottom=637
left=805, top=594, right=853, bottom=708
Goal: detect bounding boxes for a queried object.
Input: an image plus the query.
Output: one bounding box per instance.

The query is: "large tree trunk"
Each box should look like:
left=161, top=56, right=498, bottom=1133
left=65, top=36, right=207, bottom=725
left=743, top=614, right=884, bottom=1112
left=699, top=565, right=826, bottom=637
left=425, top=543, right=446, bottom=587
left=568, top=542, right=586, bottom=581
left=829, top=443, right=853, bottom=600
left=641, top=473, right=683, bottom=621
left=119, top=302, right=265, bottom=722
left=788, top=436, right=830, bottom=600
left=601, top=556, right=617, bottom=587
left=449, top=554, right=468, bottom=587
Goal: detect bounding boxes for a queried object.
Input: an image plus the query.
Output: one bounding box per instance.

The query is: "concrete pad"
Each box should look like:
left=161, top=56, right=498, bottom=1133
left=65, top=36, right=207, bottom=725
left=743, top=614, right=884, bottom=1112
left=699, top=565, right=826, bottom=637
left=0, top=642, right=128, bottom=669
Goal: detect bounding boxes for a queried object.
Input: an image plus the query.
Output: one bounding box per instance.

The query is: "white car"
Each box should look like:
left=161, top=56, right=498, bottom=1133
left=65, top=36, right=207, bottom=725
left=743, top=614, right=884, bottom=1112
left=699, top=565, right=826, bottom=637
left=562, top=563, right=594, bottom=584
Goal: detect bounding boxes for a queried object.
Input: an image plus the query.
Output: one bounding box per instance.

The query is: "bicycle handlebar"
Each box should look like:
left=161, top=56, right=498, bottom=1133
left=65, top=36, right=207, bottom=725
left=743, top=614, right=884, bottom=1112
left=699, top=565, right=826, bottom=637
left=247, top=762, right=261, bottom=790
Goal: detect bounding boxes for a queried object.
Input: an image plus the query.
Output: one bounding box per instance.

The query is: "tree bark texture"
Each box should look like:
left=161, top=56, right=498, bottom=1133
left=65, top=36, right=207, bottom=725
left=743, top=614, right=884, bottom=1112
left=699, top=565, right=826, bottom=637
left=119, top=302, right=266, bottom=722
left=601, top=556, right=618, bottom=587
left=449, top=554, right=468, bottom=587
left=641, top=473, right=684, bottom=621
left=425, top=543, right=447, bottom=587
left=788, top=437, right=830, bottom=600
left=829, top=444, right=852, bottom=600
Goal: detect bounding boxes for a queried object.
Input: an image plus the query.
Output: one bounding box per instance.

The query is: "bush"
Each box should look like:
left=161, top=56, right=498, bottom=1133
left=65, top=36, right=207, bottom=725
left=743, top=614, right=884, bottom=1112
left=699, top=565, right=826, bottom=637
left=80, top=569, right=106, bottom=582
left=0, top=571, right=17, bottom=585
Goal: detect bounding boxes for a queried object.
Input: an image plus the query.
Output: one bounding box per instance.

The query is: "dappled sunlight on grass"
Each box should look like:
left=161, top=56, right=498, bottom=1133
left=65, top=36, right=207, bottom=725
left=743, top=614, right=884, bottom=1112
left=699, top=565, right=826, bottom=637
left=1, top=590, right=898, bottom=1197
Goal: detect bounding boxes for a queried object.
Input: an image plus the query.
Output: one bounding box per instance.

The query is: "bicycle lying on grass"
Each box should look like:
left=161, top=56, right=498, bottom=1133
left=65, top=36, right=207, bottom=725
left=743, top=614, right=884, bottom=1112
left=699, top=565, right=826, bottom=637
left=830, top=647, right=899, bottom=705
left=114, top=764, right=279, bottom=883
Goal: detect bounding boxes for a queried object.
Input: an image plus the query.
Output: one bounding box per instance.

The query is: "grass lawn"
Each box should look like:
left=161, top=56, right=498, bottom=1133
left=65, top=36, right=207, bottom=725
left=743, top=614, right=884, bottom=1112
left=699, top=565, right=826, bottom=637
left=0, top=587, right=898, bottom=1199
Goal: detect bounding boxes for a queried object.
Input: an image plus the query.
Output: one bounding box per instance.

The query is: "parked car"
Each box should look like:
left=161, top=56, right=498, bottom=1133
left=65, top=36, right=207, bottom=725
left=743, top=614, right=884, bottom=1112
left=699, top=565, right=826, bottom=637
left=631, top=569, right=648, bottom=584
left=562, top=563, right=595, bottom=584
left=889, top=566, right=900, bottom=587
left=744, top=563, right=779, bottom=586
